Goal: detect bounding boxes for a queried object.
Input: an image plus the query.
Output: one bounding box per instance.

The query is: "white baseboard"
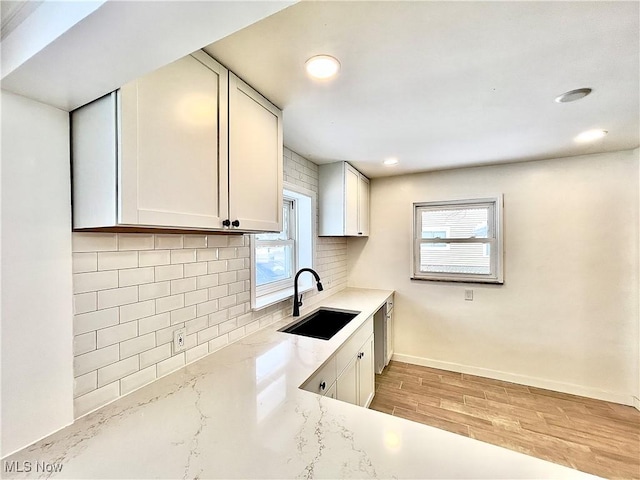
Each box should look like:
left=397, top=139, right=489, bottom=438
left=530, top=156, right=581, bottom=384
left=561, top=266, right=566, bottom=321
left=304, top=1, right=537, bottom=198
left=392, top=353, right=635, bottom=407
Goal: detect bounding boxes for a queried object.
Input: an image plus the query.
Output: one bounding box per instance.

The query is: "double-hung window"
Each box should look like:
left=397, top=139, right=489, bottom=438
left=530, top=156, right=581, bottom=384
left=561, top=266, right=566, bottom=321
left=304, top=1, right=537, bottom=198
left=252, top=185, right=315, bottom=309
left=413, top=196, right=503, bottom=284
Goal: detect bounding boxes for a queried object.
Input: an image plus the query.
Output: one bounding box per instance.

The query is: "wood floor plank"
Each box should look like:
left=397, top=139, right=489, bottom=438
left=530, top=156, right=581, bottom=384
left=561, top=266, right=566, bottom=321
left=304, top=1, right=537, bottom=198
left=369, top=362, right=640, bottom=479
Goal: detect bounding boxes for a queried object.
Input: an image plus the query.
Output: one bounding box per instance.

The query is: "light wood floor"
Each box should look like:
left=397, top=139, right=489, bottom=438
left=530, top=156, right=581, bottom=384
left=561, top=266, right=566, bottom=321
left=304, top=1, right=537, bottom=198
left=369, top=361, right=640, bottom=479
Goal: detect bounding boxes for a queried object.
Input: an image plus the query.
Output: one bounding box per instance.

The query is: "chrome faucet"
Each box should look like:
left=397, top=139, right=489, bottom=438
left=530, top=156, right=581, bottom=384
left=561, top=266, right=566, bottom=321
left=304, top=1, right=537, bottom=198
left=293, top=268, right=323, bottom=316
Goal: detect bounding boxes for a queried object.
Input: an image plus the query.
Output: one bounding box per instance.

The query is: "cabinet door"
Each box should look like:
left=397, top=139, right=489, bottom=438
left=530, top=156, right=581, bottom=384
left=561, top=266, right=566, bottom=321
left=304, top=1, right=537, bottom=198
left=386, top=309, right=394, bottom=365
left=336, top=355, right=358, bottom=405
left=119, top=51, right=228, bottom=228
left=325, top=381, right=337, bottom=399
left=357, top=174, right=370, bottom=236
left=228, top=73, right=283, bottom=232
left=358, top=335, right=375, bottom=408
left=344, top=165, right=360, bottom=236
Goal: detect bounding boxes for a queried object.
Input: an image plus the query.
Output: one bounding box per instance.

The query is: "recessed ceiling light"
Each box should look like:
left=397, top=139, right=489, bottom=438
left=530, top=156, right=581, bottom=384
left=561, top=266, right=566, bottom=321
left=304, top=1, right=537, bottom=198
left=383, top=158, right=399, bottom=166
left=555, top=88, right=592, bottom=103
left=575, top=129, right=608, bottom=142
left=305, top=55, right=340, bottom=79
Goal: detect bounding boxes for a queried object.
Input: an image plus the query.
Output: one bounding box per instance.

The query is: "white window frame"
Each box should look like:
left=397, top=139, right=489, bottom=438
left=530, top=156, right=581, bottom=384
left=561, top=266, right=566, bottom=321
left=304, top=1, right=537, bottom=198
left=251, top=183, right=316, bottom=310
left=412, top=196, right=504, bottom=284
left=255, top=198, right=296, bottom=296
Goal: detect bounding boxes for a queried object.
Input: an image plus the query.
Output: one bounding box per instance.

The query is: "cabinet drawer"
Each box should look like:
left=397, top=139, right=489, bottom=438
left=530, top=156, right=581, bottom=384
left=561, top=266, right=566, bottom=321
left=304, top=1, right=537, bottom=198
left=301, top=356, right=337, bottom=396
left=336, top=316, right=373, bottom=376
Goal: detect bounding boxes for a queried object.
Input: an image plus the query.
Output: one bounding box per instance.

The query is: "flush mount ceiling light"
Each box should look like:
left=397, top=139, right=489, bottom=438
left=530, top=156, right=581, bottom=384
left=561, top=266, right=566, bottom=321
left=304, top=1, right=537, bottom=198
left=383, top=158, right=399, bottom=166
left=305, top=55, right=340, bottom=79
left=575, top=129, right=608, bottom=143
left=555, top=88, right=592, bottom=103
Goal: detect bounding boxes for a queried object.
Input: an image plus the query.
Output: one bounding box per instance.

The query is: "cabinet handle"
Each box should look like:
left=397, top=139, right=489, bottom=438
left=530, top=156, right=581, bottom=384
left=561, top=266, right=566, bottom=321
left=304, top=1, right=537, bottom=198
left=358, top=352, right=364, bottom=359
left=222, top=219, right=231, bottom=227
left=358, top=232, right=363, bottom=235
left=319, top=381, right=326, bottom=391
left=232, top=219, right=240, bottom=228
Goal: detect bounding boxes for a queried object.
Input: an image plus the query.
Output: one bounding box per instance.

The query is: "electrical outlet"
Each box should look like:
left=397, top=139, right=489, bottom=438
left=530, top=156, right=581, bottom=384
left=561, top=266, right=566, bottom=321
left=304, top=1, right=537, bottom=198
left=465, top=289, right=474, bottom=301
left=173, top=328, right=186, bottom=353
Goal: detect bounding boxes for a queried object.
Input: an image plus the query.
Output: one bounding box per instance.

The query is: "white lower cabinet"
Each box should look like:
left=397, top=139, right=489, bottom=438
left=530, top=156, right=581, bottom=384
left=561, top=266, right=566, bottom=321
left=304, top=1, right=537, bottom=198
left=302, top=316, right=375, bottom=408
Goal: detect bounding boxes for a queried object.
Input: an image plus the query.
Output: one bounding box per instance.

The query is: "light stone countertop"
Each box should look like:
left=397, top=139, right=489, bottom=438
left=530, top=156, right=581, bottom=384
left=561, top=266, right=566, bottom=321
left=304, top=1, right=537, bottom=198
left=3, top=287, right=598, bottom=479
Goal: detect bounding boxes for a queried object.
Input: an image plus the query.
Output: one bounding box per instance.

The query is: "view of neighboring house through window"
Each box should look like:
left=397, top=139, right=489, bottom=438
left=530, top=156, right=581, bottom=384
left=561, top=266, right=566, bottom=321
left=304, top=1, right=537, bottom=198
left=255, top=199, right=295, bottom=294
left=413, top=197, right=503, bottom=283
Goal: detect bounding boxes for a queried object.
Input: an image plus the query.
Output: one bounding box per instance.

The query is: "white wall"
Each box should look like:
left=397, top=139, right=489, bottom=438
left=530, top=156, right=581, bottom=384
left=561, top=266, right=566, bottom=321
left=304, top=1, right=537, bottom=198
left=1, top=91, right=74, bottom=456
left=348, top=150, right=639, bottom=405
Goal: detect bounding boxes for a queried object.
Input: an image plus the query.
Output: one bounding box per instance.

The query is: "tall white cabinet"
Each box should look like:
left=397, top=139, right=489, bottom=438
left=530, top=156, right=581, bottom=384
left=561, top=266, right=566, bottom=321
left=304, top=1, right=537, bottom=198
left=318, top=162, right=370, bottom=236
left=72, top=50, right=282, bottom=233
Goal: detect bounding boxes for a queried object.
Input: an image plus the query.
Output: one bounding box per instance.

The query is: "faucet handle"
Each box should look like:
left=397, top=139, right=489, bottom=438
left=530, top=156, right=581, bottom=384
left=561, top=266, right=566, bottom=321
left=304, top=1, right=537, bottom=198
left=297, top=294, right=303, bottom=307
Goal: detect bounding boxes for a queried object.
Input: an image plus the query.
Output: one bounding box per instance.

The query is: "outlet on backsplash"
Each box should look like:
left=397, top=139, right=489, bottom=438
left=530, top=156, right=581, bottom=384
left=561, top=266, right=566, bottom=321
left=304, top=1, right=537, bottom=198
left=174, top=328, right=186, bottom=353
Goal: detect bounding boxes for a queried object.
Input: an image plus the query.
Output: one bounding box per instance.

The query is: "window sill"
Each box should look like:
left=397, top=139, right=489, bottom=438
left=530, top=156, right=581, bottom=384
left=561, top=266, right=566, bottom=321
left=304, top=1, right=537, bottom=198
left=411, top=276, right=503, bottom=285
left=253, top=284, right=314, bottom=311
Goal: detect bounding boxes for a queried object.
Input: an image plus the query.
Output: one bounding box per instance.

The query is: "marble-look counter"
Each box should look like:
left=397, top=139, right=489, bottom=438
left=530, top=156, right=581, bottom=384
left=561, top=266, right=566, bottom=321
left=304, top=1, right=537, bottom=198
left=3, top=288, right=597, bottom=479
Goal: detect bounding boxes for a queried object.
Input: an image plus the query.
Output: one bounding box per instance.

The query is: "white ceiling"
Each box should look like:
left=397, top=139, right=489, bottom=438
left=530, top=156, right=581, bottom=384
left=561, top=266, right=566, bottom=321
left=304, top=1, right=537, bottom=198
left=205, top=1, right=639, bottom=178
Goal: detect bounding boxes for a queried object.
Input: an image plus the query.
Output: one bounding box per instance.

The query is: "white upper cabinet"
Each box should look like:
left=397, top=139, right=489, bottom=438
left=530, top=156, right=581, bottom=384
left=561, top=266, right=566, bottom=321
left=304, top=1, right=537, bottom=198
left=228, top=73, right=283, bottom=232
left=71, top=50, right=282, bottom=233
left=318, top=162, right=370, bottom=236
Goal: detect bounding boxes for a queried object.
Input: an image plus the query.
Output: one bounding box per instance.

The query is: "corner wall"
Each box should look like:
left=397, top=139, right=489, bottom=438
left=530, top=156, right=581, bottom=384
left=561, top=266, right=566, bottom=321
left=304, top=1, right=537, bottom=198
left=347, top=150, right=639, bottom=405
left=1, top=91, right=75, bottom=457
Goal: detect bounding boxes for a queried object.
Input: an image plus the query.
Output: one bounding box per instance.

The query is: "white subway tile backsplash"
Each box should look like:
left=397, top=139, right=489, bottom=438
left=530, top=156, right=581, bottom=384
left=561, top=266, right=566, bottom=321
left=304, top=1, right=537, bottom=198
left=183, top=235, right=207, bottom=248
left=120, top=333, right=155, bottom=359
left=74, top=270, right=119, bottom=294
left=140, top=344, right=172, bottom=369
left=139, top=281, right=171, bottom=301
left=227, top=236, right=244, bottom=247
left=170, top=306, right=197, bottom=325
left=75, top=308, right=119, bottom=335
left=97, top=286, right=138, bottom=309
left=185, top=289, right=208, bottom=307
left=157, top=353, right=185, bottom=377
left=138, top=312, right=171, bottom=335
left=74, top=292, right=97, bottom=315
left=98, top=251, right=138, bottom=271
left=196, top=248, right=218, bottom=262
left=196, top=274, right=218, bottom=289
left=184, top=262, right=207, bottom=277
left=73, top=252, right=97, bottom=273
left=171, top=249, right=196, bottom=264
left=197, top=325, right=219, bottom=344
left=120, top=300, right=155, bottom=323
left=196, top=299, right=218, bottom=317
left=155, top=264, right=183, bottom=282
left=118, top=234, right=154, bottom=251
left=156, top=294, right=184, bottom=314
left=74, top=345, right=119, bottom=377
left=73, top=233, right=117, bottom=253
left=118, top=267, right=154, bottom=287
left=120, top=366, right=156, bottom=395
left=74, top=371, right=97, bottom=398
left=74, top=382, right=120, bottom=417
left=207, top=260, right=226, bottom=273
left=208, top=334, right=228, bottom=353
left=185, top=316, right=208, bottom=336
left=74, top=332, right=96, bottom=356
left=97, top=321, right=138, bottom=348
left=155, top=235, right=183, bottom=249
left=98, top=356, right=139, bottom=387
left=218, top=248, right=237, bottom=260
left=139, top=250, right=170, bottom=267
left=70, top=148, right=346, bottom=418
left=206, top=235, right=228, bottom=247
left=170, top=277, right=197, bottom=295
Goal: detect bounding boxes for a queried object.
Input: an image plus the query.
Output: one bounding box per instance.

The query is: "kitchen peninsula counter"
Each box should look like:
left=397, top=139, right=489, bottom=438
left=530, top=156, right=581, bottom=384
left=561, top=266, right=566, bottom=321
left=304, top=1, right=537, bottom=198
left=3, top=288, right=596, bottom=479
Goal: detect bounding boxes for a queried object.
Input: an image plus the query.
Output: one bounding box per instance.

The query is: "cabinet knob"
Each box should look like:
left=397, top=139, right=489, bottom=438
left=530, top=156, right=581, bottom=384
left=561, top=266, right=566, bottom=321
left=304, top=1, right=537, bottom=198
left=358, top=352, right=364, bottom=359
left=319, top=381, right=326, bottom=391
left=222, top=219, right=231, bottom=227
left=232, top=219, right=240, bottom=228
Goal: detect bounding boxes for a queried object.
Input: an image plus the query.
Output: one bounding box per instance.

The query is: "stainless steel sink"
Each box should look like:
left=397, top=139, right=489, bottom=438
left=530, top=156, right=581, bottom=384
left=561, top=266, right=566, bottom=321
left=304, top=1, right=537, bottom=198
left=279, top=307, right=360, bottom=340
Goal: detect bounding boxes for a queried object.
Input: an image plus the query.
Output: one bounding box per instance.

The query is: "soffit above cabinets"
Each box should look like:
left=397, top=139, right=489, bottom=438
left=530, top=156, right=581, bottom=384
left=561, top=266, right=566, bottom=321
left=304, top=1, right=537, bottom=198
left=204, top=1, right=639, bottom=178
